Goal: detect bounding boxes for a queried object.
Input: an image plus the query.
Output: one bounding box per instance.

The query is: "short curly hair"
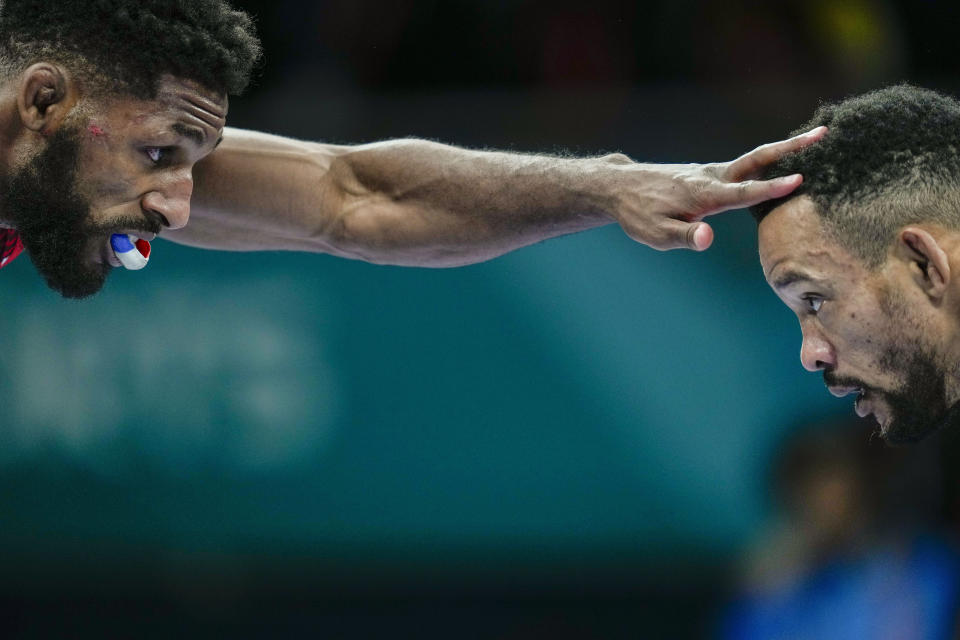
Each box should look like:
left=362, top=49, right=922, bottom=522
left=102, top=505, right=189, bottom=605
left=750, top=84, right=960, bottom=268
left=0, top=0, right=262, bottom=99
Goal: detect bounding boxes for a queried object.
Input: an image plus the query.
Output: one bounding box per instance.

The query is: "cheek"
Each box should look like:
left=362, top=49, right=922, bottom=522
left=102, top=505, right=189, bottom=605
left=836, top=321, right=906, bottom=385
left=840, top=320, right=885, bottom=353
left=822, top=307, right=889, bottom=361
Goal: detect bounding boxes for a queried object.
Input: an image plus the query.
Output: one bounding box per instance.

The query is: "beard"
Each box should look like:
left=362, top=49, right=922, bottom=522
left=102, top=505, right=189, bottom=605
left=824, top=341, right=957, bottom=444
left=2, top=126, right=157, bottom=299
left=3, top=126, right=103, bottom=298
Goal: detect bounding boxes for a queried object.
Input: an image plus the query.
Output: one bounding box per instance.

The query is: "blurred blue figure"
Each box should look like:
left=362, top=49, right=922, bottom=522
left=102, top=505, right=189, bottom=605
left=724, top=538, right=959, bottom=639
left=722, top=420, right=960, bottom=640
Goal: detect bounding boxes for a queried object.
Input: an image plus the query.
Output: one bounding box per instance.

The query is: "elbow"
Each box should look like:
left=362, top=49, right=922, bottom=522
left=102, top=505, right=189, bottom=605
left=322, top=151, right=437, bottom=264
left=313, top=153, right=390, bottom=261
left=316, top=150, right=488, bottom=267
left=325, top=201, right=397, bottom=264
left=327, top=200, right=477, bottom=267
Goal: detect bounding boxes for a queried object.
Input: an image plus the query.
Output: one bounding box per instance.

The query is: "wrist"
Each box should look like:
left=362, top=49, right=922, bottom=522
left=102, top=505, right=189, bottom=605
left=572, top=153, right=644, bottom=225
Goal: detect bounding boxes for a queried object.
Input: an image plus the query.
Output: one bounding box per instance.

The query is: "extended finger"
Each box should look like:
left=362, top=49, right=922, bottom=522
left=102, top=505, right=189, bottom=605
left=702, top=174, right=803, bottom=214
left=725, top=126, right=827, bottom=181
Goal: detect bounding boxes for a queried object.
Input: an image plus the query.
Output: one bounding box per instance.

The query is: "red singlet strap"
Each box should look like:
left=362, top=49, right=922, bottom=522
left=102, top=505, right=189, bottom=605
left=0, top=228, right=24, bottom=269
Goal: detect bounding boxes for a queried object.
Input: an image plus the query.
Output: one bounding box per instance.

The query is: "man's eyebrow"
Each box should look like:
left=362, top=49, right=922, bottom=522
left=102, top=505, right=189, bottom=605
left=771, top=269, right=818, bottom=289
left=171, top=123, right=207, bottom=147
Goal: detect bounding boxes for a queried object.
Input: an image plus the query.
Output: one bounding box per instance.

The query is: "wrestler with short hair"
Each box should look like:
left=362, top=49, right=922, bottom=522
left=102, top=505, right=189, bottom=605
left=754, top=85, right=960, bottom=443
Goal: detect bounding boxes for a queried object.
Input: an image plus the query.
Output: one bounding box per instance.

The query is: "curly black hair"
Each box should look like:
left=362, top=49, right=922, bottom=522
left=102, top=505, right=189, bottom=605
left=750, top=84, right=960, bottom=268
left=0, top=0, right=262, bottom=99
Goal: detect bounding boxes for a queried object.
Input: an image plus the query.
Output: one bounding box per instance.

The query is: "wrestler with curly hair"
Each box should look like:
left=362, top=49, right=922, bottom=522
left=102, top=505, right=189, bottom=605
left=0, top=0, right=819, bottom=298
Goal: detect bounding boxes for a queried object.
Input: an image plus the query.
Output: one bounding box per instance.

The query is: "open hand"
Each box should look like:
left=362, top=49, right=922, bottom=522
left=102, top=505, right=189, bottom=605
left=610, top=126, right=828, bottom=251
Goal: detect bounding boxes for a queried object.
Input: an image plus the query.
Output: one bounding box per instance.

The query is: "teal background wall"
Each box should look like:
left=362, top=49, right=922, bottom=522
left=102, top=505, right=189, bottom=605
left=0, top=188, right=842, bottom=564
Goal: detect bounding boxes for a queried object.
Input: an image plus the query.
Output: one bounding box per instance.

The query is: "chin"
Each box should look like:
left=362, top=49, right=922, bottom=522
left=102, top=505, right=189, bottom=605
left=878, top=413, right=941, bottom=445
left=877, top=419, right=898, bottom=443
left=43, top=263, right=110, bottom=299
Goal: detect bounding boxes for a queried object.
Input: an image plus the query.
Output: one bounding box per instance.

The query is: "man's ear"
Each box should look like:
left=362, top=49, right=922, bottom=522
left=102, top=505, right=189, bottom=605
left=17, top=63, right=77, bottom=135
left=896, top=226, right=951, bottom=301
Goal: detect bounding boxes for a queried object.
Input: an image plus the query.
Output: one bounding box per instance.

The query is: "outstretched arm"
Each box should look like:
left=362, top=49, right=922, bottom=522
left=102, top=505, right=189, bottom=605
left=166, top=126, right=826, bottom=266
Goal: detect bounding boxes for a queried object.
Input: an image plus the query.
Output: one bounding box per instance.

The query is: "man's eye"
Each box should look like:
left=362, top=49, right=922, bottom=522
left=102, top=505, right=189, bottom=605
left=803, top=296, right=824, bottom=313
left=144, top=147, right=170, bottom=165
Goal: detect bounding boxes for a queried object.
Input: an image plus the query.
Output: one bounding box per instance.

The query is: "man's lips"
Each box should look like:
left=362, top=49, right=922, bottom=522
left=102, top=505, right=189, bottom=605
left=854, top=392, right=871, bottom=418
left=102, top=239, right=120, bottom=267
left=827, top=385, right=861, bottom=398
left=827, top=384, right=876, bottom=419
left=119, top=230, right=157, bottom=243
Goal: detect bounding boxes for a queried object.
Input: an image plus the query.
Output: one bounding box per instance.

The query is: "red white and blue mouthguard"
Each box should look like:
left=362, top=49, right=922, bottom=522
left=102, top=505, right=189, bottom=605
left=110, top=233, right=151, bottom=270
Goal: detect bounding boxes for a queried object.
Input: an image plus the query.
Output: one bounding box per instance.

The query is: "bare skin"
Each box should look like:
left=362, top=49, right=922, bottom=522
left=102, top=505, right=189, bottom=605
left=0, top=65, right=225, bottom=271
left=758, top=196, right=960, bottom=437
left=0, top=62, right=826, bottom=280
left=169, top=126, right=827, bottom=265
left=76, top=78, right=227, bottom=268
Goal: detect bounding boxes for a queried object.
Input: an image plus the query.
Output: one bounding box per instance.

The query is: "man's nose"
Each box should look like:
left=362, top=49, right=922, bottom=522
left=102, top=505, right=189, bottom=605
left=141, top=172, right=194, bottom=230
left=800, top=327, right=836, bottom=372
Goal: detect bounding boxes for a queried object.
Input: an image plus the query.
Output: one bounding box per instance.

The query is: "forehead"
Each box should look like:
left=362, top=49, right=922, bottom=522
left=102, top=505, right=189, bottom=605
left=102, top=75, right=228, bottom=132
left=758, top=196, right=864, bottom=286
left=153, top=75, right=228, bottom=115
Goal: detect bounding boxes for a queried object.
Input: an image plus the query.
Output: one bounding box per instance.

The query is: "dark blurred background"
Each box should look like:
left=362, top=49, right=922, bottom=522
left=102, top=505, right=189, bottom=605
left=3, top=0, right=960, bottom=637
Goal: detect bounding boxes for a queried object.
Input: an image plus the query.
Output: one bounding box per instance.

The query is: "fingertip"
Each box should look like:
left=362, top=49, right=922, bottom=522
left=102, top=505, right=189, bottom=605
left=771, top=173, right=803, bottom=196
left=693, top=223, right=713, bottom=251
left=782, top=173, right=803, bottom=185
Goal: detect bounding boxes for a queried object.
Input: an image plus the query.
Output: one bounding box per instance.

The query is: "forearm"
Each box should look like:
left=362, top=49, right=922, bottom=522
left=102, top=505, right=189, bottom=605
left=322, top=128, right=824, bottom=258
left=171, top=126, right=823, bottom=261
left=330, top=139, right=621, bottom=266
left=171, top=129, right=619, bottom=266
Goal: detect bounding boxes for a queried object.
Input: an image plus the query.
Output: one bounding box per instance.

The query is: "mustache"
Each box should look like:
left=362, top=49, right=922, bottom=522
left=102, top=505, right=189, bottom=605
left=823, top=370, right=878, bottom=395
left=83, top=212, right=163, bottom=237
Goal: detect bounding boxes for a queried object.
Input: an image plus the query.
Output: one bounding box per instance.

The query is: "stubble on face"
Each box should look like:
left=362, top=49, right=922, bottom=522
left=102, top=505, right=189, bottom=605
left=825, top=287, right=956, bottom=444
